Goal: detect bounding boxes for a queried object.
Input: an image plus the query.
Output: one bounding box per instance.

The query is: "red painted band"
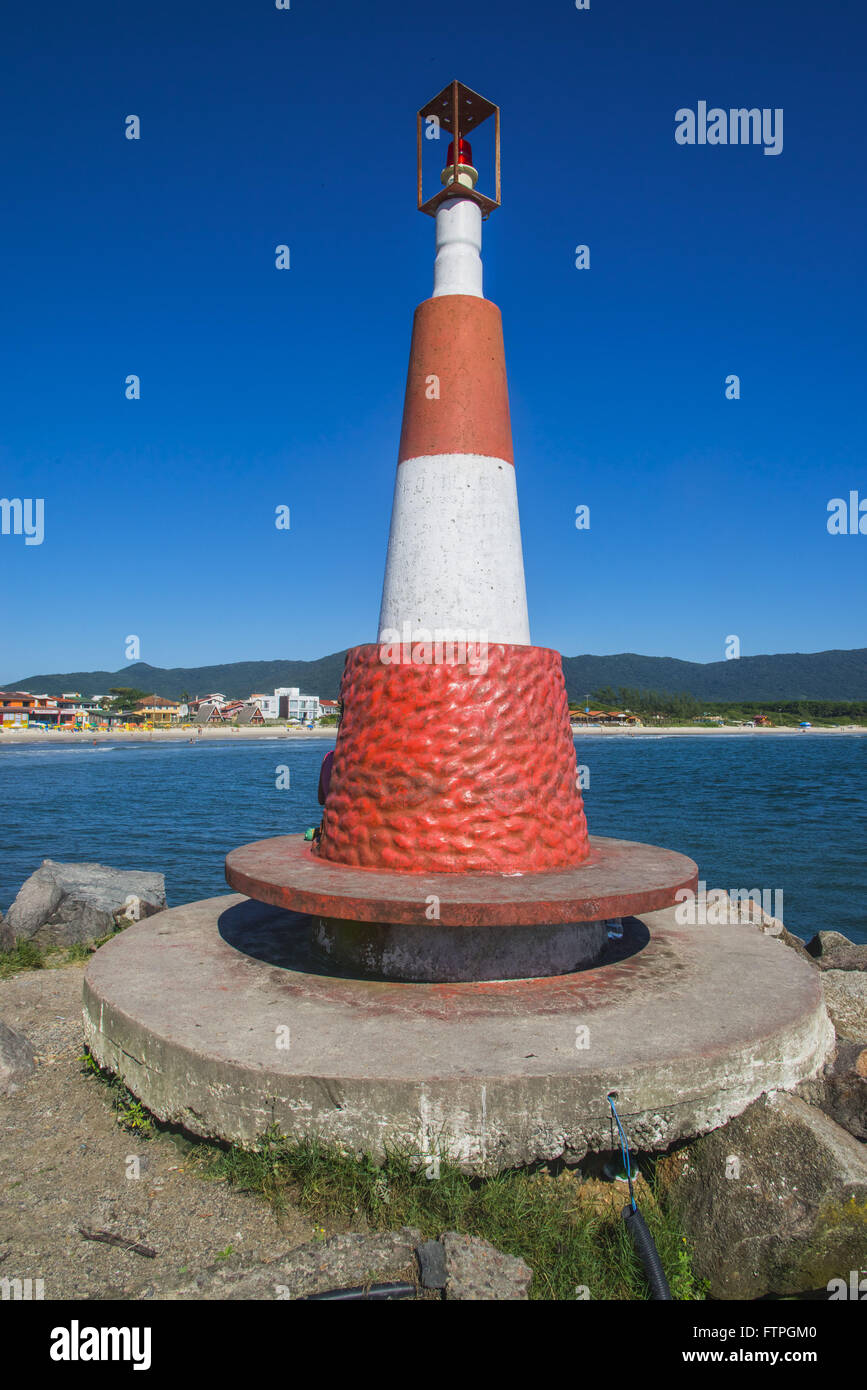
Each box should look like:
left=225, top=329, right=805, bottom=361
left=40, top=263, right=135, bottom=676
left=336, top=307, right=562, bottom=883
left=397, top=296, right=514, bottom=466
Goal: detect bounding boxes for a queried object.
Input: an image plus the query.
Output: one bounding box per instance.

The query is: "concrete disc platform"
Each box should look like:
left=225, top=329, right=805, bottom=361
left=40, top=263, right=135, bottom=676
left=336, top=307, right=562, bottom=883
left=82, top=894, right=834, bottom=1173
left=224, top=834, right=699, bottom=925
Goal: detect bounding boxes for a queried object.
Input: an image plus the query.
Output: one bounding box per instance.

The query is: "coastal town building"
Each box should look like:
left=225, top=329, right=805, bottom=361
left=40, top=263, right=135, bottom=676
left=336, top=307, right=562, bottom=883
left=234, top=704, right=265, bottom=725
left=194, top=701, right=225, bottom=725
left=0, top=691, right=36, bottom=726
left=135, top=696, right=182, bottom=726
left=275, top=687, right=320, bottom=722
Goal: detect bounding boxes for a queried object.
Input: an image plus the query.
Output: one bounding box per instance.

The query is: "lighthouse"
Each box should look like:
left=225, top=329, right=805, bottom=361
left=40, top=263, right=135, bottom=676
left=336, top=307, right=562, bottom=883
left=225, top=81, right=697, bottom=980
left=317, top=81, right=591, bottom=885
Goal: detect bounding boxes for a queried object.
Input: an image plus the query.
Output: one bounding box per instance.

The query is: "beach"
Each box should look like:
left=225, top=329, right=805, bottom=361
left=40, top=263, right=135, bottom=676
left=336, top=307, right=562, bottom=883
left=1, top=723, right=864, bottom=746
left=0, top=725, right=338, bottom=745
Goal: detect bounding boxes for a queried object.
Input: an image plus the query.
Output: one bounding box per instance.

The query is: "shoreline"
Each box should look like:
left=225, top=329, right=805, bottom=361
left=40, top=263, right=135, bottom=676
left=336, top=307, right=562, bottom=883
left=0, top=723, right=864, bottom=747
left=0, top=726, right=337, bottom=746
left=571, top=724, right=867, bottom=737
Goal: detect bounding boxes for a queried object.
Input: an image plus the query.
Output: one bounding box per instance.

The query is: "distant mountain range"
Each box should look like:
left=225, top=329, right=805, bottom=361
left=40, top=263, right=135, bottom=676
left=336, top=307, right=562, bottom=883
left=5, top=647, right=867, bottom=703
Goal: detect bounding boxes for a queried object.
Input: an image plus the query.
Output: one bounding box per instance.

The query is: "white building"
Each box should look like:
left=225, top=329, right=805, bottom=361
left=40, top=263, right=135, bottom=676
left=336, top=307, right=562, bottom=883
left=249, top=687, right=322, bottom=722
left=251, top=693, right=280, bottom=719
left=275, top=687, right=321, bottom=722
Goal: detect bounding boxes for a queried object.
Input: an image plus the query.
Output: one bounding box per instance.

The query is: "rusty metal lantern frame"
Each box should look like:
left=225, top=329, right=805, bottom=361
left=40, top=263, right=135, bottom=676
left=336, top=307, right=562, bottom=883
left=417, top=79, right=500, bottom=219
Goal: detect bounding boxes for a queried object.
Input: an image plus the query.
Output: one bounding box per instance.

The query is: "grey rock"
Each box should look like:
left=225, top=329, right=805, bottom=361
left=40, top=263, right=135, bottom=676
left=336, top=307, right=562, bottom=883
left=797, top=1040, right=867, bottom=1141
left=775, top=928, right=815, bottom=963
left=441, top=1231, right=532, bottom=1300
left=5, top=860, right=166, bottom=948
left=665, top=1092, right=867, bottom=1299
left=807, top=931, right=867, bottom=973
left=0, top=911, right=12, bottom=952
left=165, top=1227, right=422, bottom=1301
left=711, top=891, right=813, bottom=961
left=416, top=1238, right=448, bottom=1290
left=0, top=1020, right=37, bottom=1097
left=5, top=866, right=63, bottom=938
left=821, top=970, right=867, bottom=1044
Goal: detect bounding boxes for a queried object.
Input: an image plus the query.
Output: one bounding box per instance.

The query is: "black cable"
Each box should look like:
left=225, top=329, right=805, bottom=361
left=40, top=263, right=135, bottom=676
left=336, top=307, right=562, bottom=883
left=607, top=1092, right=673, bottom=1301
left=303, top=1281, right=417, bottom=1301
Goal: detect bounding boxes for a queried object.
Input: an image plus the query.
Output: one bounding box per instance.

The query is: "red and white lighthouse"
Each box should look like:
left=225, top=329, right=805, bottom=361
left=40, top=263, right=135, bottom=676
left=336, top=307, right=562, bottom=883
left=226, top=81, right=697, bottom=980
left=318, top=82, right=591, bottom=880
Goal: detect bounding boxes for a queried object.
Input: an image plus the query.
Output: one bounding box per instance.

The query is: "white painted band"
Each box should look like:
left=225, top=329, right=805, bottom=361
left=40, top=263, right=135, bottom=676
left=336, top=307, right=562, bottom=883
left=377, top=453, right=531, bottom=646
left=433, top=198, right=483, bottom=299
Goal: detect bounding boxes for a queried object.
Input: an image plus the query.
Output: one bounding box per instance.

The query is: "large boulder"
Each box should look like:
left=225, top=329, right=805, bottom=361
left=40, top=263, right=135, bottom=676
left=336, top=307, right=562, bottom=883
left=798, top=1041, right=867, bottom=1141
left=662, top=1092, right=867, bottom=1299
left=807, top=931, right=867, bottom=973
left=4, top=860, right=166, bottom=948
left=0, top=911, right=12, bottom=952
left=822, top=970, right=867, bottom=1044
left=0, top=1020, right=36, bottom=1097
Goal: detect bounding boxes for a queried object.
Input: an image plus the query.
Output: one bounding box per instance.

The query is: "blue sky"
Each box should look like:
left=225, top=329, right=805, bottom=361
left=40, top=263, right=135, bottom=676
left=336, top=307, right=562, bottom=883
left=1, top=0, right=865, bottom=680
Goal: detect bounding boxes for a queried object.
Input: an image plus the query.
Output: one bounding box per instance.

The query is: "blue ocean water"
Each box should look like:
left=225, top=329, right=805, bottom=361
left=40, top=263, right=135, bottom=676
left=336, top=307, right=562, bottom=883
left=0, top=734, right=865, bottom=944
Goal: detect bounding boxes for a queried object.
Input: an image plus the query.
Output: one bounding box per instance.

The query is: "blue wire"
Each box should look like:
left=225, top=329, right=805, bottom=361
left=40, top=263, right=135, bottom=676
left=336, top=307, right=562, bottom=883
left=607, top=1093, right=637, bottom=1211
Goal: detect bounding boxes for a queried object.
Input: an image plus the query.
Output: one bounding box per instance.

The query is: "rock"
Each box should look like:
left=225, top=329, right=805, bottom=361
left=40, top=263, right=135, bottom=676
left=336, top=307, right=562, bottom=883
left=165, top=1227, right=422, bottom=1300
left=5, top=861, right=166, bottom=948
left=821, top=970, right=867, bottom=1044
left=441, top=1232, right=532, bottom=1300
left=775, top=928, right=816, bottom=962
left=710, top=891, right=813, bottom=961
left=416, top=1239, right=448, bottom=1290
left=807, top=931, right=867, bottom=973
left=797, top=1041, right=867, bottom=1141
left=664, top=1092, right=867, bottom=1299
left=0, top=911, right=12, bottom=952
left=0, top=1020, right=36, bottom=1097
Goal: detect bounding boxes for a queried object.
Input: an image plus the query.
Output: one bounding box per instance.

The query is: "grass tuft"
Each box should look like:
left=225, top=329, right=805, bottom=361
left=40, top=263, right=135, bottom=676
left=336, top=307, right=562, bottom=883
left=190, top=1127, right=707, bottom=1301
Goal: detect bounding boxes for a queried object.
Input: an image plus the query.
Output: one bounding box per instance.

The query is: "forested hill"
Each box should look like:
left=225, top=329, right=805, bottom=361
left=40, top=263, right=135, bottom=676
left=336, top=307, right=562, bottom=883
left=6, top=647, right=866, bottom=702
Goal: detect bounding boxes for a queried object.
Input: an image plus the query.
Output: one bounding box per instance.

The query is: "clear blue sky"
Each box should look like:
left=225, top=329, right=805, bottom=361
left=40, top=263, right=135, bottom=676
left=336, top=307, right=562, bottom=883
left=1, top=0, right=865, bottom=681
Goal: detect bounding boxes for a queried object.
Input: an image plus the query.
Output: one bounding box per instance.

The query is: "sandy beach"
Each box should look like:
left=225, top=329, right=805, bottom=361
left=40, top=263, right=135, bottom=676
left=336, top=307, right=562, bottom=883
left=0, top=723, right=863, bottom=746
left=0, top=726, right=338, bottom=746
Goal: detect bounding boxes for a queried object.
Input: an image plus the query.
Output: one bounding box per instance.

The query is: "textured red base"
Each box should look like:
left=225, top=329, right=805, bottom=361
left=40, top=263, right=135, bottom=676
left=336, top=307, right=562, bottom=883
left=317, top=642, right=590, bottom=873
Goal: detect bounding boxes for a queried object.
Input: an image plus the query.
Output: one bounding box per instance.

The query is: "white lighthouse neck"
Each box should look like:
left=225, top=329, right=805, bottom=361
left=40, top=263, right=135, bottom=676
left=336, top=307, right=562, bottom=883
left=433, top=197, right=483, bottom=298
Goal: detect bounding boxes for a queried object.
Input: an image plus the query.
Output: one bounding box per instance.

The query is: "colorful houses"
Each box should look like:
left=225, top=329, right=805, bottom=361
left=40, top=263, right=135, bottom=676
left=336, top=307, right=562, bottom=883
left=1, top=682, right=330, bottom=730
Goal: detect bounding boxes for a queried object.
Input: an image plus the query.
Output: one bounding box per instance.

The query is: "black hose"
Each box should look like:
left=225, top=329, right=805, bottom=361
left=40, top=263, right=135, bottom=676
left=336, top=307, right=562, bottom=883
left=304, top=1281, right=417, bottom=1301
left=622, top=1204, right=672, bottom=1300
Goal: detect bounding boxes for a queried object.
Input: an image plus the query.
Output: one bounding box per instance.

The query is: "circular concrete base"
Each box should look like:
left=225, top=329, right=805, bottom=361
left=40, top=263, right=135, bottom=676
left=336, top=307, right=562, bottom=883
left=82, top=894, right=834, bottom=1173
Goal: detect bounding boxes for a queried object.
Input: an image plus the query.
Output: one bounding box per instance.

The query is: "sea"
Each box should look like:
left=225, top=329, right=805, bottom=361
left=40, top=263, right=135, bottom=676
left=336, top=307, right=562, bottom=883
left=1, top=733, right=865, bottom=945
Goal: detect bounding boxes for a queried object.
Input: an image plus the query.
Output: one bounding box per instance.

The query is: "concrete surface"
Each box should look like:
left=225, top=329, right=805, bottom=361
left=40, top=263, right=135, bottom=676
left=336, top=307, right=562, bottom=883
left=82, top=895, right=834, bottom=1174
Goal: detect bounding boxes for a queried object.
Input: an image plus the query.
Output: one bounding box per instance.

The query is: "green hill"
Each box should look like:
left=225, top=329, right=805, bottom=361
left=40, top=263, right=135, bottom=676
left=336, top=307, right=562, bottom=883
left=5, top=647, right=867, bottom=703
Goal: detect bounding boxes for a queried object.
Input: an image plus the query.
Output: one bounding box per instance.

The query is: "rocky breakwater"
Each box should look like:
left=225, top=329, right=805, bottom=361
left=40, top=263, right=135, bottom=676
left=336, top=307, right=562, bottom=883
left=657, top=900, right=867, bottom=1299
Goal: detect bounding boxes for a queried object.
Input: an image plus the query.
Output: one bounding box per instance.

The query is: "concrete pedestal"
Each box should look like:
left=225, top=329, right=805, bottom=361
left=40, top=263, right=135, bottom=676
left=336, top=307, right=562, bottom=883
left=82, top=895, right=833, bottom=1174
